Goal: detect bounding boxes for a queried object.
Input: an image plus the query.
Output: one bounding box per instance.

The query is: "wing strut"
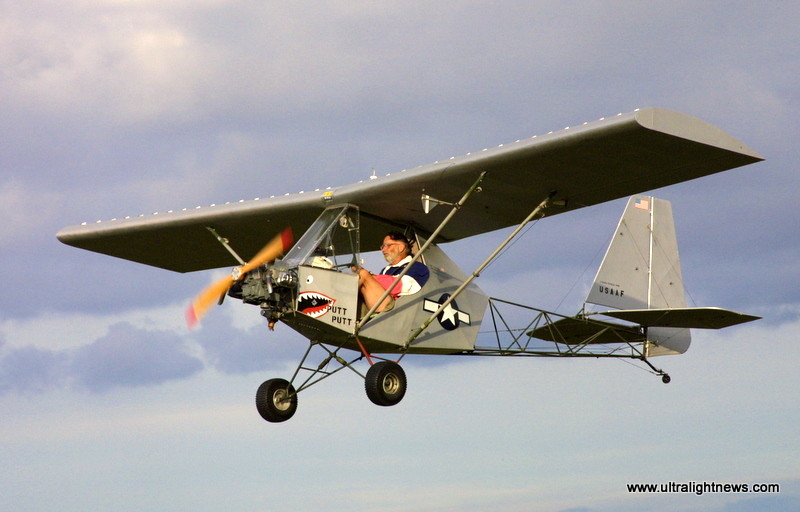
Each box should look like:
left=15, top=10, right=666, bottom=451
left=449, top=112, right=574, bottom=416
left=203, top=227, right=248, bottom=307
left=404, top=190, right=556, bottom=349
left=355, top=172, right=488, bottom=332
left=206, top=227, right=246, bottom=265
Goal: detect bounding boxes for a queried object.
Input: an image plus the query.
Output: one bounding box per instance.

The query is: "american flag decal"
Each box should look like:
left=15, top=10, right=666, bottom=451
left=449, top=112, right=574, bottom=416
left=634, top=198, right=650, bottom=210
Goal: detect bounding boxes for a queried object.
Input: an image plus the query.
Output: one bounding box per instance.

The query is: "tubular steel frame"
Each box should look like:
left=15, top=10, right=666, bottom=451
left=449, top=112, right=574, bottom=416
left=461, top=297, right=670, bottom=380
left=283, top=295, right=670, bottom=400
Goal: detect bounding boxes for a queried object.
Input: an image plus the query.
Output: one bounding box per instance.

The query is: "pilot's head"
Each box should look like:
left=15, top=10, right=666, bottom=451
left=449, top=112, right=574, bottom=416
left=381, top=231, right=412, bottom=264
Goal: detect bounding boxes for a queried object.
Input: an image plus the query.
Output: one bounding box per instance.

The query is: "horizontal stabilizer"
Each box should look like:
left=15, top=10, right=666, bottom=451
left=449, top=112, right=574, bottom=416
left=528, top=317, right=644, bottom=345
left=595, top=307, right=760, bottom=329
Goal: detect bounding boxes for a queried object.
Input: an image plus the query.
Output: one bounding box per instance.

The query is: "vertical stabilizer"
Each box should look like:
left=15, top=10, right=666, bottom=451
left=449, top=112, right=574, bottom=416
left=586, top=196, right=691, bottom=355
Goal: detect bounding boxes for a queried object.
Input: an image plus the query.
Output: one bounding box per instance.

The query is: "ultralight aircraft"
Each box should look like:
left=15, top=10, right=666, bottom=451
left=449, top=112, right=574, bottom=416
left=57, top=108, right=762, bottom=422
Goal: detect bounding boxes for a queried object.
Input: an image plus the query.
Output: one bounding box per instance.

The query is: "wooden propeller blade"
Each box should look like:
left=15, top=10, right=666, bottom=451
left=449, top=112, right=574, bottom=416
left=186, top=275, right=234, bottom=329
left=240, top=227, right=293, bottom=274
left=186, top=227, right=293, bottom=329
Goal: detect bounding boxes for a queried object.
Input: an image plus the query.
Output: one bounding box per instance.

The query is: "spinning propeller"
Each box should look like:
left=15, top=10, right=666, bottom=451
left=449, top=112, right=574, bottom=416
left=186, top=227, right=293, bottom=329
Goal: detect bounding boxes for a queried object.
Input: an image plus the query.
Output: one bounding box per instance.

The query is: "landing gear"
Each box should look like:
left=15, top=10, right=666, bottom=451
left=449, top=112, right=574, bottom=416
left=255, top=378, right=298, bottom=423
left=640, top=356, right=672, bottom=385
left=365, top=361, right=407, bottom=406
left=254, top=354, right=407, bottom=423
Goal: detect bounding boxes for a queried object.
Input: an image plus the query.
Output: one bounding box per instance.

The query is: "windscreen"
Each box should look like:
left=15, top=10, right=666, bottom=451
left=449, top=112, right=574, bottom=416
left=281, top=205, right=359, bottom=268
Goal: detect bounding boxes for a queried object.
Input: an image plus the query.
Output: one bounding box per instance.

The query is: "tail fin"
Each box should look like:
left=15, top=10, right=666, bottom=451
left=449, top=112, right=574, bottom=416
left=587, top=196, right=686, bottom=310
left=586, top=196, right=691, bottom=355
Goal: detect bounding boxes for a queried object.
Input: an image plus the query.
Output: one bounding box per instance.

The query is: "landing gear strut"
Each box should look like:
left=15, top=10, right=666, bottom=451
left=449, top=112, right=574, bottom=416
left=640, top=356, right=672, bottom=384
left=253, top=342, right=410, bottom=422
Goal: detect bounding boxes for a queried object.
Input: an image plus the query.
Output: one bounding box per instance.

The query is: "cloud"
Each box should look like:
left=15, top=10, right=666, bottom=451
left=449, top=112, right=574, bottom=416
left=0, top=322, right=204, bottom=394
left=0, top=341, right=68, bottom=394
left=190, top=302, right=309, bottom=375
left=1, top=1, right=207, bottom=126
left=0, top=299, right=313, bottom=396
left=71, top=322, right=203, bottom=392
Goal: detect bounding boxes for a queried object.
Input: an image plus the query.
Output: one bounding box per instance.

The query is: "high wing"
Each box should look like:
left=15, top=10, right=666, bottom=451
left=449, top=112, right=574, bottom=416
left=56, top=108, right=762, bottom=273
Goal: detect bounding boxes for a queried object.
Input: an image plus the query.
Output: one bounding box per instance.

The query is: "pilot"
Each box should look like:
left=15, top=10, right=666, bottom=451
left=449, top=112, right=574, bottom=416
left=353, top=231, right=430, bottom=313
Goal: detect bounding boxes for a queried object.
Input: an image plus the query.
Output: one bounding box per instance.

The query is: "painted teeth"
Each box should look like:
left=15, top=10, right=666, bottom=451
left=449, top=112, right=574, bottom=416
left=298, top=292, right=335, bottom=318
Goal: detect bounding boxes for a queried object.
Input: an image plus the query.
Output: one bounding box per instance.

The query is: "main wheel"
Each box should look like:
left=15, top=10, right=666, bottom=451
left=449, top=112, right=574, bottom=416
left=365, top=361, right=407, bottom=407
left=255, top=378, right=298, bottom=422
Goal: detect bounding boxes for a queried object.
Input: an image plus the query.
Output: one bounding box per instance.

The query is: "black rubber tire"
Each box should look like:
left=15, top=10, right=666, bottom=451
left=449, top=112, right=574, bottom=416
left=365, top=361, right=407, bottom=407
left=255, top=378, right=298, bottom=422
left=661, top=374, right=671, bottom=384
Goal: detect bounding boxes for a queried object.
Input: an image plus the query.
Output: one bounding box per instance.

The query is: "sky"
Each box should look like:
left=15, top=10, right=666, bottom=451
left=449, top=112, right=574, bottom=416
left=2, top=1, right=799, bottom=511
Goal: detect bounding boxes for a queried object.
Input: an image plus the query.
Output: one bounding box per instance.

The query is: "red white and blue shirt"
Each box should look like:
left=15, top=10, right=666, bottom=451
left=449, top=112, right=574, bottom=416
left=380, top=256, right=430, bottom=296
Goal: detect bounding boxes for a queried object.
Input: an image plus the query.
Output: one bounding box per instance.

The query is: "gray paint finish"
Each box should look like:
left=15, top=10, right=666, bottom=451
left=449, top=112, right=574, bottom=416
left=57, top=108, right=763, bottom=273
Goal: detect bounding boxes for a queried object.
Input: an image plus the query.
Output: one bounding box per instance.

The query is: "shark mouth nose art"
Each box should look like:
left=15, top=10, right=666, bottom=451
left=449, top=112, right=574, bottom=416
left=298, top=292, right=335, bottom=318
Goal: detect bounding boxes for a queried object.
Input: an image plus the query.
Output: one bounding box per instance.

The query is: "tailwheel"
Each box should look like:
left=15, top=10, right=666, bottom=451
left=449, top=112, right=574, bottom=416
left=661, top=374, right=671, bottom=384
left=255, top=378, right=298, bottom=422
left=365, top=361, right=407, bottom=407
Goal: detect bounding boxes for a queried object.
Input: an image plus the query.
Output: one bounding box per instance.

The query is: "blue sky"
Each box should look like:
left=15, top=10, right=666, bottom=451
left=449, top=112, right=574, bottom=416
left=2, top=1, right=799, bottom=511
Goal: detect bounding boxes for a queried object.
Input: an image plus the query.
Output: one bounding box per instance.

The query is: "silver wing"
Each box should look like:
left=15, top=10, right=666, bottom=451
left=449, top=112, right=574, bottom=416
left=57, top=108, right=763, bottom=272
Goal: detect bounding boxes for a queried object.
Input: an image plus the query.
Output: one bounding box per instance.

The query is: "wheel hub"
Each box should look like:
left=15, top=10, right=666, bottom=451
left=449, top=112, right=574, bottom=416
left=272, top=388, right=292, bottom=411
left=382, top=373, right=400, bottom=395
